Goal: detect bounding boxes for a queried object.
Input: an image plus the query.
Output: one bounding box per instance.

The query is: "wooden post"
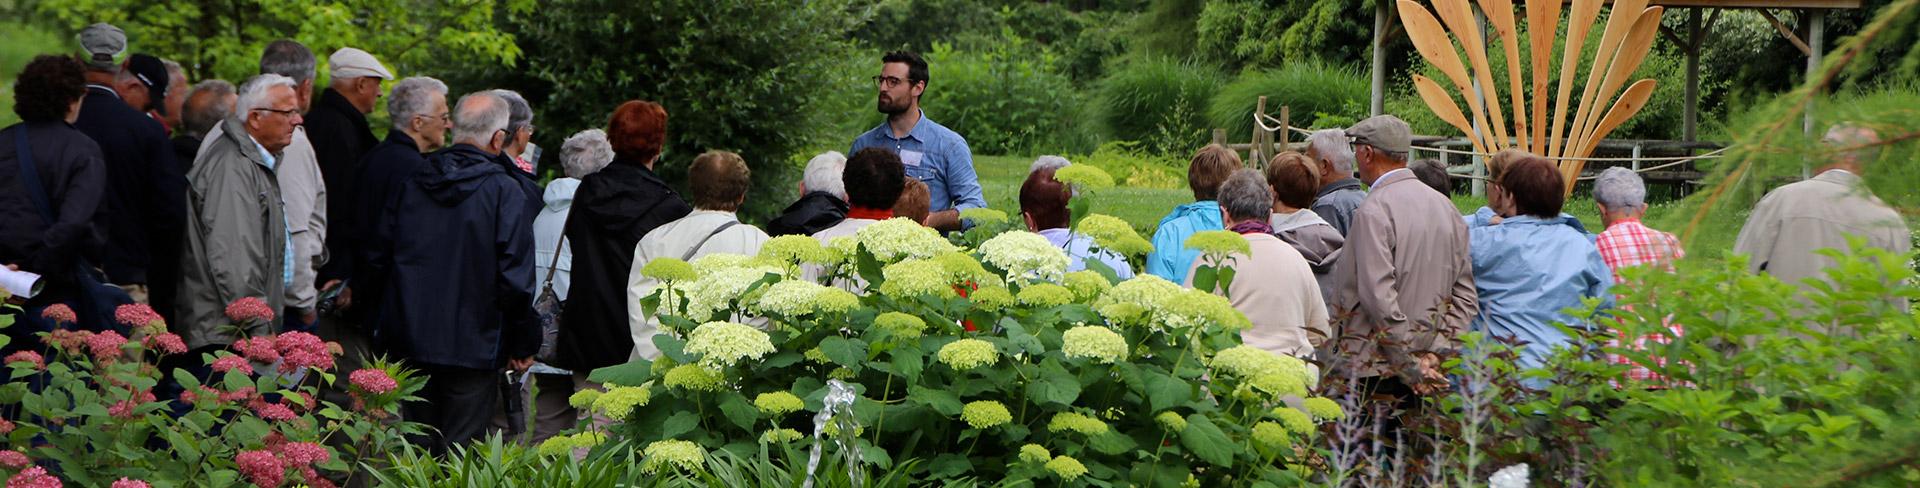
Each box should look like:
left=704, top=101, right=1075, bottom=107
left=1370, top=0, right=1388, bottom=117
left=1684, top=8, right=1702, bottom=143
left=1252, top=96, right=1270, bottom=168
left=1212, top=128, right=1227, bottom=147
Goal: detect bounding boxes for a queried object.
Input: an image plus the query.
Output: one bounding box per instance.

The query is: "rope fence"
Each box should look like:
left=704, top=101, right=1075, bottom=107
left=1262, top=115, right=1729, bottom=181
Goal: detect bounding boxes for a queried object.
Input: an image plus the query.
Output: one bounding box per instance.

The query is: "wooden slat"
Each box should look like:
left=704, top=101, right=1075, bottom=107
left=1585, top=0, right=1860, bottom=8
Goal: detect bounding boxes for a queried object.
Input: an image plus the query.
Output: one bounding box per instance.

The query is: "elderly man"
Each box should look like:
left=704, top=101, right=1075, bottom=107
left=1187, top=169, right=1327, bottom=360
left=851, top=50, right=984, bottom=232
left=216, top=40, right=329, bottom=334
left=1735, top=124, right=1912, bottom=288
left=1592, top=166, right=1686, bottom=386
left=1332, top=115, right=1476, bottom=400
left=1306, top=128, right=1364, bottom=236
left=177, top=74, right=298, bottom=349
left=75, top=26, right=186, bottom=322
left=309, top=47, right=393, bottom=292
left=342, top=77, right=449, bottom=331
left=768, top=151, right=851, bottom=236
left=173, top=80, right=236, bottom=169
left=156, top=59, right=189, bottom=132
left=370, top=91, right=539, bottom=453
left=1020, top=164, right=1134, bottom=278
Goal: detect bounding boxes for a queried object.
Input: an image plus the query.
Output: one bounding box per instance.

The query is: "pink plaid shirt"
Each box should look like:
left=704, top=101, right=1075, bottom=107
left=1595, top=218, right=1686, bottom=386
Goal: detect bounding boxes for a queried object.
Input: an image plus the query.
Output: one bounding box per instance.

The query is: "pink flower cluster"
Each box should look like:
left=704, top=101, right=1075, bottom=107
left=225, top=297, right=276, bottom=324
left=107, top=389, right=157, bottom=420
left=211, top=355, right=254, bottom=374
left=0, top=417, right=15, bottom=434
left=273, top=332, right=334, bottom=373
left=85, top=331, right=130, bottom=361
left=235, top=449, right=283, bottom=488
left=240, top=435, right=337, bottom=488
left=4, top=351, right=44, bottom=370
left=248, top=397, right=297, bottom=422
left=233, top=337, right=279, bottom=363
left=42, top=329, right=88, bottom=356
left=111, top=478, right=152, bottom=488
left=113, top=303, right=164, bottom=329
left=0, top=449, right=30, bottom=468
left=39, top=304, right=76, bottom=324
left=348, top=369, right=398, bottom=395
left=6, top=466, right=60, bottom=488
left=143, top=333, right=187, bottom=355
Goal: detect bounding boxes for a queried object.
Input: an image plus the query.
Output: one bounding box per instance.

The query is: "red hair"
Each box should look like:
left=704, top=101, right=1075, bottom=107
left=607, top=100, right=668, bottom=163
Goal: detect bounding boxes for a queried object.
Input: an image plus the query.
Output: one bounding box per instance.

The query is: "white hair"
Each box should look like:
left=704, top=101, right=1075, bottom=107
left=560, top=129, right=615, bottom=178
left=1216, top=169, right=1273, bottom=222
left=387, top=77, right=448, bottom=132
left=803, top=151, right=847, bottom=200
left=490, top=88, right=533, bottom=135
left=451, top=92, right=509, bottom=146
left=1308, top=129, right=1356, bottom=176
left=232, top=73, right=296, bottom=123
left=1030, top=155, right=1071, bottom=174
left=1592, top=166, right=1647, bottom=210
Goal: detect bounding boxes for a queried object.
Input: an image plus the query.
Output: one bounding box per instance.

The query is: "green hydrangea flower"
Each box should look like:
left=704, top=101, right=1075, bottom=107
left=856, top=218, right=956, bottom=262
left=642, top=439, right=707, bottom=473
left=1160, top=289, right=1251, bottom=331
left=1252, top=421, right=1291, bottom=449
left=960, top=400, right=1012, bottom=429
left=1184, top=229, right=1250, bottom=257
left=684, top=321, right=776, bottom=368
left=829, top=367, right=857, bottom=380
left=759, top=235, right=830, bottom=265
left=1302, top=397, right=1345, bottom=420
left=1210, top=345, right=1313, bottom=388
left=1272, top=406, right=1314, bottom=436
left=567, top=389, right=603, bottom=409
left=691, top=253, right=758, bottom=270
left=1078, top=214, right=1152, bottom=256
left=1052, top=164, right=1115, bottom=189
left=640, top=257, right=698, bottom=283
left=1063, top=270, right=1112, bottom=301
left=1045, top=455, right=1089, bottom=481
left=979, top=231, right=1070, bottom=283
left=760, top=428, right=804, bottom=444
left=968, top=285, right=1015, bottom=312
left=662, top=364, right=725, bottom=392
left=1018, top=444, right=1051, bottom=463
left=1109, top=234, right=1154, bottom=257
left=804, top=347, right=831, bottom=364
left=1061, top=325, right=1128, bottom=364
left=681, top=265, right=781, bottom=321
left=751, top=279, right=828, bottom=317
left=1093, top=274, right=1182, bottom=323
left=754, top=391, right=805, bottom=416
left=825, top=236, right=859, bottom=267
left=935, top=251, right=997, bottom=285
left=1248, top=371, right=1308, bottom=398
left=592, top=386, right=652, bottom=419
left=959, top=207, right=1011, bottom=226
left=1156, top=411, right=1188, bottom=432
left=937, top=339, right=1000, bottom=370
left=536, top=431, right=607, bottom=457
left=1047, top=411, right=1110, bottom=436
left=1016, top=283, right=1074, bottom=307
left=874, top=312, right=928, bottom=339
left=878, top=259, right=953, bottom=298
left=813, top=287, right=861, bottom=314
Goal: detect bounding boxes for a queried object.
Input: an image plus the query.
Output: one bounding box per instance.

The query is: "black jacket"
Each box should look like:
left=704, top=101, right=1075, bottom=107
left=0, top=122, right=107, bottom=291
left=369, top=143, right=540, bottom=370
left=347, top=131, right=430, bottom=327
left=170, top=135, right=201, bottom=173
left=767, top=191, right=849, bottom=237
left=307, top=88, right=379, bottom=284
left=552, top=159, right=691, bottom=371
left=72, top=86, right=185, bottom=288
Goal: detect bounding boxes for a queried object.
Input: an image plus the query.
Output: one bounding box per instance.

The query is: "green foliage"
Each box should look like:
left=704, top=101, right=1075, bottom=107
left=1206, top=62, right=1369, bottom=145
left=0, top=20, right=66, bottom=127
left=1066, top=141, right=1186, bottom=190
left=1098, top=57, right=1225, bottom=155
left=919, top=39, right=1099, bottom=156
left=512, top=0, right=861, bottom=223
left=371, top=435, right=926, bottom=487
left=1193, top=0, right=1371, bottom=70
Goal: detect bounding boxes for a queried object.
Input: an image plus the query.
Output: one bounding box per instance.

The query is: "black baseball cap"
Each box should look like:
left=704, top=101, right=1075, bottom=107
left=123, top=54, right=170, bottom=114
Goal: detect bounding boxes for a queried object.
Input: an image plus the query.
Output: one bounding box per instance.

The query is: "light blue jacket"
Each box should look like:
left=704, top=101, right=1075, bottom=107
left=1146, top=201, right=1223, bottom=283
left=1466, top=211, right=1614, bottom=376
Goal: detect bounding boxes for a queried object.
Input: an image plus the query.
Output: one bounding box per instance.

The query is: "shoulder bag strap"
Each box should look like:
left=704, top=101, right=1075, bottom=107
left=540, top=234, right=567, bottom=291
left=680, top=220, right=741, bottom=262
left=14, top=127, right=56, bottom=223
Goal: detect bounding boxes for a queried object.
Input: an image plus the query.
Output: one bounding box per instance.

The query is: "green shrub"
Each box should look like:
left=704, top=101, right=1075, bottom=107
left=919, top=39, right=1097, bottom=156
left=1193, top=0, right=1372, bottom=70
left=1066, top=141, right=1186, bottom=190
left=1206, top=63, right=1369, bottom=145
left=1098, top=57, right=1225, bottom=155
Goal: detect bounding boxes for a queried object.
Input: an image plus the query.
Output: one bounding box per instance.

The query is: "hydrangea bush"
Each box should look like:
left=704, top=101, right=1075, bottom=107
left=571, top=215, right=1342, bottom=485
left=0, top=300, right=424, bottom=487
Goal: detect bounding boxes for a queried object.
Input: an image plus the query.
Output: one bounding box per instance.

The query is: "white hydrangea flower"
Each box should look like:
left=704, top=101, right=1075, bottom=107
left=978, top=231, right=1070, bottom=284
left=855, top=218, right=956, bottom=262
left=684, top=321, right=776, bottom=368
left=682, top=265, right=780, bottom=321
left=750, top=279, right=829, bottom=317
left=1488, top=463, right=1530, bottom=488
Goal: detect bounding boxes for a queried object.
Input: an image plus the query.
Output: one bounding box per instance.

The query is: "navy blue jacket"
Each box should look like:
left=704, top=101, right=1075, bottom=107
left=344, top=131, right=430, bottom=326
left=309, top=88, right=380, bottom=284
left=72, top=85, right=185, bottom=325
left=0, top=121, right=107, bottom=290
left=369, top=143, right=540, bottom=369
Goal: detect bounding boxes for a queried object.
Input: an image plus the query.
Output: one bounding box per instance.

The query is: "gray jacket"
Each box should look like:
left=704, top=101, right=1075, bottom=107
left=178, top=118, right=287, bottom=348
left=1311, top=177, right=1367, bottom=236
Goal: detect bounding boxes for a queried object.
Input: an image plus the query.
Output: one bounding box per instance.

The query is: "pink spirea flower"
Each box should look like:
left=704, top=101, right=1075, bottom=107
left=7, top=466, right=60, bottom=488
left=0, top=417, right=14, bottom=434
left=85, top=331, right=129, bottom=361
left=250, top=398, right=297, bottom=422
left=273, top=332, right=335, bottom=373
left=113, top=303, right=164, bottom=329
left=39, top=305, right=76, bottom=324
left=235, top=450, right=284, bottom=488
left=145, top=333, right=187, bottom=355
left=302, top=468, right=337, bottom=488
left=110, top=478, right=151, bottom=488
left=0, top=449, right=30, bottom=468
left=43, top=329, right=91, bottom=355
left=275, top=441, right=330, bottom=465
left=5, top=351, right=45, bottom=370
left=348, top=369, right=398, bottom=395
left=220, top=387, right=257, bottom=403
left=233, top=337, right=280, bottom=363
left=107, top=401, right=136, bottom=419
left=211, top=355, right=254, bottom=375
left=224, top=297, right=276, bottom=324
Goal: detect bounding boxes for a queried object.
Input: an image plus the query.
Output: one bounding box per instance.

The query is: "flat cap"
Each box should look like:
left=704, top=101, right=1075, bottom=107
left=1348, top=114, right=1412, bottom=155
left=79, top=23, right=127, bottom=70
left=328, top=47, right=393, bottom=80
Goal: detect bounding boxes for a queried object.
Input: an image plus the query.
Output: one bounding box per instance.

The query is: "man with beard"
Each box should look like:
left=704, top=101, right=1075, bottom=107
left=850, top=51, right=983, bottom=233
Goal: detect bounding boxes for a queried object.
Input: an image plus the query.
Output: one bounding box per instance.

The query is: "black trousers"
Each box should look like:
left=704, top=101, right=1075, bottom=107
left=405, top=364, right=499, bottom=454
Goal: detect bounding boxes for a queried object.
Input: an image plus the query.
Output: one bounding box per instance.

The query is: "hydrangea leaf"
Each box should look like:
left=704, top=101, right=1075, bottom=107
left=1181, top=414, right=1236, bottom=467
left=654, top=334, right=691, bottom=364
left=820, top=336, right=868, bottom=369
left=1089, top=430, right=1139, bottom=455
left=907, top=385, right=964, bottom=416
left=890, top=346, right=925, bottom=382
left=586, top=360, right=653, bottom=387
left=1026, top=360, right=1082, bottom=406
left=717, top=392, right=758, bottom=431
left=997, top=317, right=1047, bottom=355
left=660, top=410, right=701, bottom=439
left=930, top=453, right=973, bottom=478
left=1144, top=369, right=1196, bottom=412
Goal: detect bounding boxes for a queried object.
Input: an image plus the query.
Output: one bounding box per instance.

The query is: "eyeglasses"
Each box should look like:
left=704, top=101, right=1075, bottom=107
left=872, top=76, right=917, bottom=89
left=415, top=112, right=450, bottom=124
left=253, top=107, right=300, bottom=118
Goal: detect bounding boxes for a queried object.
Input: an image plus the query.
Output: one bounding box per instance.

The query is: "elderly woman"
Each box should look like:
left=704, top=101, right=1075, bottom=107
left=1186, top=169, right=1329, bottom=360
left=1468, top=157, right=1614, bottom=379
left=490, top=89, right=537, bottom=174
left=1147, top=144, right=1241, bottom=283
left=553, top=100, right=693, bottom=380
left=1264, top=151, right=1343, bottom=307
left=627, top=151, right=771, bottom=360
left=768, top=152, right=850, bottom=237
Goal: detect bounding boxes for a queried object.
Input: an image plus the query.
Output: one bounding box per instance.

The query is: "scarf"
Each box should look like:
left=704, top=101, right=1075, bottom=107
left=1229, top=220, right=1275, bottom=236
left=847, top=206, right=894, bottom=220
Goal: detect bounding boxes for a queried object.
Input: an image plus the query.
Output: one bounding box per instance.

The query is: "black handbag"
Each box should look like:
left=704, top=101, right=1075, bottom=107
left=13, top=126, right=133, bottom=333
left=532, top=234, right=566, bottom=364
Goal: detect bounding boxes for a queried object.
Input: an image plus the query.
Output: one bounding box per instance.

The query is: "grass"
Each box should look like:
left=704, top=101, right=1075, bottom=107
left=0, top=21, right=68, bottom=127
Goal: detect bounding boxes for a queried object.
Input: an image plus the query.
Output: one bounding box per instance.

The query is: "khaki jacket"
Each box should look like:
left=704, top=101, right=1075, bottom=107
left=178, top=118, right=287, bottom=348
left=1734, top=169, right=1911, bottom=288
left=1330, top=169, right=1477, bottom=385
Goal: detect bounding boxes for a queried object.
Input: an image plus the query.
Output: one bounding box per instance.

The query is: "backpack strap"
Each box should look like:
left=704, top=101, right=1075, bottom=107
left=14, top=127, right=56, bottom=223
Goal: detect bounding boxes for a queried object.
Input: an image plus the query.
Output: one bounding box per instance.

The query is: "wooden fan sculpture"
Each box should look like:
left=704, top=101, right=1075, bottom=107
left=1399, top=0, right=1663, bottom=195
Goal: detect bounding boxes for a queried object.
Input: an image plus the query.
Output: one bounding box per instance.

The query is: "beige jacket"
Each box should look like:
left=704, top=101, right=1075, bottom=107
left=626, top=210, right=771, bottom=360
left=1734, top=169, right=1911, bottom=288
left=1185, top=233, right=1330, bottom=358
left=1330, top=169, right=1477, bottom=384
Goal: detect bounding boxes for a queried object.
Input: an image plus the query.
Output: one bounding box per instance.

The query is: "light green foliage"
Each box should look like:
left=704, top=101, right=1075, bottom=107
left=1193, top=0, right=1371, bottom=71
left=919, top=39, right=1097, bottom=156
left=1097, top=58, right=1226, bottom=155
left=1207, top=63, right=1370, bottom=144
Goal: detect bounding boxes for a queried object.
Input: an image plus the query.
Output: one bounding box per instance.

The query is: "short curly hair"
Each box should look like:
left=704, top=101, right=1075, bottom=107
left=12, top=55, right=87, bottom=123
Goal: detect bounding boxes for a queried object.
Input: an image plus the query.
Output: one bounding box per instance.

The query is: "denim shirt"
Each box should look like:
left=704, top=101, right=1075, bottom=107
left=251, top=137, right=295, bottom=290
left=1145, top=201, right=1224, bottom=284
left=1466, top=213, right=1614, bottom=377
left=851, top=110, right=985, bottom=214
